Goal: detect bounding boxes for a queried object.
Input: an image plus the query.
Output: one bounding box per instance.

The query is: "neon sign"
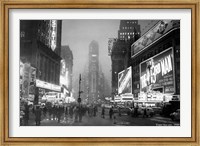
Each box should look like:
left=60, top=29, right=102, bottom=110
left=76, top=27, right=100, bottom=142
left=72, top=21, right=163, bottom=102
left=51, top=20, right=57, bottom=51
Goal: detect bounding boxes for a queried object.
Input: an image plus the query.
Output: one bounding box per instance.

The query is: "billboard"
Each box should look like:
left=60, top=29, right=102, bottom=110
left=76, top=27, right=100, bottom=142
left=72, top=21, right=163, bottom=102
left=118, top=66, right=132, bottom=95
left=140, top=47, right=174, bottom=94
left=131, top=20, right=180, bottom=57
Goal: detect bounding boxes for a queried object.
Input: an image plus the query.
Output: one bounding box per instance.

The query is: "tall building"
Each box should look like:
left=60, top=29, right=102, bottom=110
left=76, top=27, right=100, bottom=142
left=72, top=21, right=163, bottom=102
left=88, top=40, right=99, bottom=102
left=20, top=20, right=62, bottom=104
left=109, top=20, right=141, bottom=97
left=118, top=20, right=140, bottom=41
left=81, top=51, right=106, bottom=104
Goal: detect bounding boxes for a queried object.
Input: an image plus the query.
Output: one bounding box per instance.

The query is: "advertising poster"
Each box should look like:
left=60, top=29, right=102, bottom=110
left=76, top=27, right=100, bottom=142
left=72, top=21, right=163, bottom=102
left=131, top=20, right=180, bottom=57
left=140, top=47, right=174, bottom=94
left=118, top=66, right=132, bottom=95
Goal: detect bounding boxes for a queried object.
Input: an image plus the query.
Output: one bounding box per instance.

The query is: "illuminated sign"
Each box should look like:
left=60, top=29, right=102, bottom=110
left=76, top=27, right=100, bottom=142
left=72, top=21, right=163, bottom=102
left=36, top=79, right=61, bottom=92
left=131, top=20, right=180, bottom=57
left=50, top=20, right=57, bottom=51
left=140, top=48, right=174, bottom=94
left=118, top=66, right=132, bottom=95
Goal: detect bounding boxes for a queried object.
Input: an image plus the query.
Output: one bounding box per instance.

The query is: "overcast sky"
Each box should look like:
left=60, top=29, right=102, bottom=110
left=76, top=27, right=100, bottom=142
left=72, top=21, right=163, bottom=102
left=61, top=20, right=120, bottom=86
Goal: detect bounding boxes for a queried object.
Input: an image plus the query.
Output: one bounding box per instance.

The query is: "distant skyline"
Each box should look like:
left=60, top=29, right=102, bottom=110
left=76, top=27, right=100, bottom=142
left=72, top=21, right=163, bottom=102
left=61, top=20, right=159, bottom=94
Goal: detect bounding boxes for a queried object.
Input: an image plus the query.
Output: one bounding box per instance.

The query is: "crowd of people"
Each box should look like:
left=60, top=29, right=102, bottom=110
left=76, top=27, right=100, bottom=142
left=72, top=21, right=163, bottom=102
left=20, top=102, right=118, bottom=126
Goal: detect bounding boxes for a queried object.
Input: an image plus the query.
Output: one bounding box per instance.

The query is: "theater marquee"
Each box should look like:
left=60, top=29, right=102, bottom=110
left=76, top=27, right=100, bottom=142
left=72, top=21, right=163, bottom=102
left=140, top=47, right=175, bottom=94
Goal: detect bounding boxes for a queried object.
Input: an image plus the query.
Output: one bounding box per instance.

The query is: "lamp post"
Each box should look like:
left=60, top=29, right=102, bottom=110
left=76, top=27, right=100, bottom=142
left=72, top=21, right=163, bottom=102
left=77, top=74, right=83, bottom=106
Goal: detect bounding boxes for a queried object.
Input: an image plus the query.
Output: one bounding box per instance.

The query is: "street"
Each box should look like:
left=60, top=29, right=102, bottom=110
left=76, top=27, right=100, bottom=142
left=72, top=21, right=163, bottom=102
left=25, top=107, right=180, bottom=126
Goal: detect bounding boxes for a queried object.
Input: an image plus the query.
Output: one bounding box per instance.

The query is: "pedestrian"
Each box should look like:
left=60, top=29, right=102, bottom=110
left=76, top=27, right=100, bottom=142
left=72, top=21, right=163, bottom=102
left=78, top=105, right=82, bottom=122
left=109, top=107, right=113, bottom=119
left=52, top=105, right=56, bottom=120
left=118, top=106, right=121, bottom=117
left=134, top=104, right=138, bottom=117
left=35, top=105, right=42, bottom=126
left=101, top=106, right=105, bottom=118
left=57, top=105, right=62, bottom=123
left=23, top=103, right=29, bottom=126
left=48, top=105, right=52, bottom=120
left=94, top=105, right=97, bottom=117
left=143, top=107, right=147, bottom=118
left=74, top=106, right=78, bottom=122
left=43, top=106, right=47, bottom=118
left=69, top=106, right=74, bottom=119
left=113, top=114, right=116, bottom=124
left=65, top=106, right=68, bottom=116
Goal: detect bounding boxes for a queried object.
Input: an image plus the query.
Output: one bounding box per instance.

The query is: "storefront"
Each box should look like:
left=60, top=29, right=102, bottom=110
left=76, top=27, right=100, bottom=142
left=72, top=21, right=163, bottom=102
left=130, top=20, right=180, bottom=104
left=35, top=79, right=61, bottom=104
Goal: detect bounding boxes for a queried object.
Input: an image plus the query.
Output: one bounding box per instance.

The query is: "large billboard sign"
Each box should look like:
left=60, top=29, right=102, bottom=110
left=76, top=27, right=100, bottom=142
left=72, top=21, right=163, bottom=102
left=36, top=79, right=61, bottom=92
left=131, top=20, right=180, bottom=57
left=118, top=66, right=132, bottom=95
left=140, top=48, right=174, bottom=94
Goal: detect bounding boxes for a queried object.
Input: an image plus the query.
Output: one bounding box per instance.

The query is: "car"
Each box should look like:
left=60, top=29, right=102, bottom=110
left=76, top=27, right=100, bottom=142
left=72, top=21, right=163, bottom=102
left=134, top=107, right=154, bottom=117
left=118, top=106, right=131, bottom=115
left=170, top=109, right=180, bottom=121
left=152, top=107, right=162, bottom=115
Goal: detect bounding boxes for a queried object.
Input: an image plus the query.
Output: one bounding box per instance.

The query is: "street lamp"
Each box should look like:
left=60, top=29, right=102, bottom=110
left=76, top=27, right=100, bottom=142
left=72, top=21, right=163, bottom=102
left=77, top=74, right=83, bottom=106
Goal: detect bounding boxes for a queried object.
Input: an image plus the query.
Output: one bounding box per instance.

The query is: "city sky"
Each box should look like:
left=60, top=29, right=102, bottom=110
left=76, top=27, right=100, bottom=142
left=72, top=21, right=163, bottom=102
left=61, top=20, right=157, bottom=94
left=61, top=20, right=120, bottom=88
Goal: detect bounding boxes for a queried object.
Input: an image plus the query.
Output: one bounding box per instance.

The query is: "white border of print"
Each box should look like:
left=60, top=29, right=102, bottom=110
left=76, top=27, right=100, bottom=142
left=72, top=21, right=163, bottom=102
left=9, top=9, right=191, bottom=137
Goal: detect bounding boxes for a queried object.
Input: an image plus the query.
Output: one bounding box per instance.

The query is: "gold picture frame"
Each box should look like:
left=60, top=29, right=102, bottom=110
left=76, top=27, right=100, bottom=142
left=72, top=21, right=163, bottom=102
left=0, top=0, right=199, bottom=145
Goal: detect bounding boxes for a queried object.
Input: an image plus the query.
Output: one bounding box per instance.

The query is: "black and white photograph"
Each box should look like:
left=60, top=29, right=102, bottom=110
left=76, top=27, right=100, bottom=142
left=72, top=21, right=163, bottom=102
left=19, top=19, right=180, bottom=127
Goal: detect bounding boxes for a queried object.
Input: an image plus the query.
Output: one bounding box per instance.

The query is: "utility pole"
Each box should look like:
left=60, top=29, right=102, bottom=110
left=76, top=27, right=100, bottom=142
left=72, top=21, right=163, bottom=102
left=77, top=74, right=82, bottom=105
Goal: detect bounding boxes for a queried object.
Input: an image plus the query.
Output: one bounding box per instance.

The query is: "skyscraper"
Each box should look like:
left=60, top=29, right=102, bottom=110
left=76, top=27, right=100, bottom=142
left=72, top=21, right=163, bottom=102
left=109, top=20, right=141, bottom=97
left=88, top=40, right=99, bottom=102
left=20, top=20, right=62, bottom=104
left=118, top=20, right=140, bottom=42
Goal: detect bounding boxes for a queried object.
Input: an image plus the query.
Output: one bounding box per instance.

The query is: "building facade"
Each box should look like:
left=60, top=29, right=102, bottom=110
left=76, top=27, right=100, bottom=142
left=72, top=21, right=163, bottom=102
left=131, top=20, right=180, bottom=104
left=109, top=20, right=141, bottom=97
left=60, top=45, right=73, bottom=95
left=20, top=20, right=62, bottom=104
